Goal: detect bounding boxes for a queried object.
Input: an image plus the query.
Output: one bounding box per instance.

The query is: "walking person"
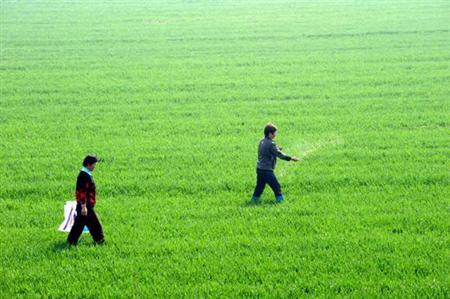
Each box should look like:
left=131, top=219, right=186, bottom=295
left=251, top=123, right=299, bottom=203
left=67, top=155, right=105, bottom=245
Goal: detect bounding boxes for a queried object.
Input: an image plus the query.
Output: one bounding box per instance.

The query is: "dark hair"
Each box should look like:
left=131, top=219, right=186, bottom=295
left=264, top=123, right=278, bottom=137
left=83, top=154, right=98, bottom=167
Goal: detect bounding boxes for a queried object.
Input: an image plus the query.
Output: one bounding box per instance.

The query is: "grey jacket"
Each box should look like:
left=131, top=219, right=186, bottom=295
left=256, top=137, right=292, bottom=170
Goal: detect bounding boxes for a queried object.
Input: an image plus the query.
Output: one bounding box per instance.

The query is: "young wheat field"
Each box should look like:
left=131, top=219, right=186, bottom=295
left=1, top=0, right=449, bottom=297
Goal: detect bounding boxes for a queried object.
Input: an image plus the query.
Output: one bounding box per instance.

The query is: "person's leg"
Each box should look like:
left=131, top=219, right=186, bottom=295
left=251, top=169, right=266, bottom=202
left=266, top=171, right=284, bottom=203
left=86, top=208, right=105, bottom=244
left=67, top=206, right=86, bottom=245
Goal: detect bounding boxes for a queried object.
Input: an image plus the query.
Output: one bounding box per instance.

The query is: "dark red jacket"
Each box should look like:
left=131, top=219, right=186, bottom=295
left=75, top=171, right=96, bottom=207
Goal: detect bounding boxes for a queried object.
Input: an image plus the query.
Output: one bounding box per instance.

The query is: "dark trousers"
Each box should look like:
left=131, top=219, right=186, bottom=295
left=253, top=169, right=282, bottom=198
left=67, top=204, right=104, bottom=245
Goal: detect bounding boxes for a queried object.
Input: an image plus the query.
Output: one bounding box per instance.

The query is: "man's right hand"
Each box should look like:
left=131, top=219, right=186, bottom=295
left=81, top=204, right=88, bottom=216
left=291, top=156, right=300, bottom=162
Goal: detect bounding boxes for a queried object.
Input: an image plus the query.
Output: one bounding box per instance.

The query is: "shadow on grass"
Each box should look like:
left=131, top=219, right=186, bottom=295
left=51, top=238, right=106, bottom=251
left=242, top=200, right=280, bottom=208
left=51, top=240, right=71, bottom=252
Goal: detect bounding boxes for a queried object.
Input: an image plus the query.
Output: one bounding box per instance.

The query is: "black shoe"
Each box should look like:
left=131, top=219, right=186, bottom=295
left=94, top=239, right=105, bottom=245
left=67, top=240, right=77, bottom=246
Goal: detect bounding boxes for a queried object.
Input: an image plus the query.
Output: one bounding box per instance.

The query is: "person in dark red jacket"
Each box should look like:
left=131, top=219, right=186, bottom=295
left=67, top=155, right=105, bottom=245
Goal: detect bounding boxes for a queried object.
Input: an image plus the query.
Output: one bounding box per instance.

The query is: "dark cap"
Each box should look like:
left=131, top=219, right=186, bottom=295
left=82, top=154, right=98, bottom=167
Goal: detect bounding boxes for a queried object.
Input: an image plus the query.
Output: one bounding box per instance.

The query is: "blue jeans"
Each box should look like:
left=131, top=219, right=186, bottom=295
left=252, top=169, right=282, bottom=199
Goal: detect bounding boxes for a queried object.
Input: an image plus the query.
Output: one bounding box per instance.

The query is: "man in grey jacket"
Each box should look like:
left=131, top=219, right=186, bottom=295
left=251, top=123, right=299, bottom=203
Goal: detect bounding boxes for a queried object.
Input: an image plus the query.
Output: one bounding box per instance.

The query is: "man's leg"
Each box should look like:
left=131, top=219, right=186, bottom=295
left=266, top=171, right=284, bottom=203
left=67, top=207, right=86, bottom=245
left=86, top=208, right=105, bottom=244
left=251, top=169, right=266, bottom=202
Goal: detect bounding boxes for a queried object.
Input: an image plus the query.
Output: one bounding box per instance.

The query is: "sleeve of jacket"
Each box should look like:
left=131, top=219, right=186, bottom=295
left=76, top=173, right=91, bottom=205
left=271, top=142, right=292, bottom=161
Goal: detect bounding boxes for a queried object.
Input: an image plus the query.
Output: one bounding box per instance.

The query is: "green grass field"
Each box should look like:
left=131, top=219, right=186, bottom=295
left=1, top=0, right=449, bottom=297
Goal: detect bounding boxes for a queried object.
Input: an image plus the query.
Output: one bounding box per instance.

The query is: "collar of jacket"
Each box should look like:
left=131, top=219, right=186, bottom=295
left=81, top=166, right=92, bottom=176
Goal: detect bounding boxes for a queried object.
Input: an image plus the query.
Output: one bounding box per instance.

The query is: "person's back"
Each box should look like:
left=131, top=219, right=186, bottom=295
left=257, top=137, right=290, bottom=171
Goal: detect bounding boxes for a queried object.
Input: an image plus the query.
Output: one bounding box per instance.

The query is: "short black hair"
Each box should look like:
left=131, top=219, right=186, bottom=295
left=264, top=123, right=278, bottom=137
left=83, top=154, right=98, bottom=167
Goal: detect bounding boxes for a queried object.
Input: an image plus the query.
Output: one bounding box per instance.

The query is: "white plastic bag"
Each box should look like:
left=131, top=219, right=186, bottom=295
left=58, top=201, right=77, bottom=232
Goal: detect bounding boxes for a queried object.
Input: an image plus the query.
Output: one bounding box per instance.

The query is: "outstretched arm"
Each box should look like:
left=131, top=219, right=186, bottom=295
left=271, top=143, right=300, bottom=162
left=271, top=143, right=291, bottom=161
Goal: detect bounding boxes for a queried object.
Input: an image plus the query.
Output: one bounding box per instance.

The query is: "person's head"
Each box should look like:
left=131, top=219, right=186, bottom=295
left=264, top=123, right=278, bottom=139
left=83, top=154, right=98, bottom=171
